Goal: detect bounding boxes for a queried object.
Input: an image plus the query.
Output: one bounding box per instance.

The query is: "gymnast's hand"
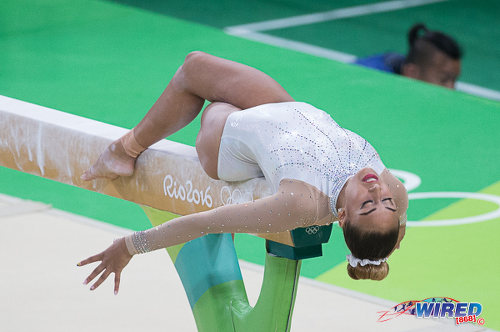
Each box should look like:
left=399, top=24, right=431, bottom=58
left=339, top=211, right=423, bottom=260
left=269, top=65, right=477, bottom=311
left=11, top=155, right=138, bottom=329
left=77, top=237, right=133, bottom=294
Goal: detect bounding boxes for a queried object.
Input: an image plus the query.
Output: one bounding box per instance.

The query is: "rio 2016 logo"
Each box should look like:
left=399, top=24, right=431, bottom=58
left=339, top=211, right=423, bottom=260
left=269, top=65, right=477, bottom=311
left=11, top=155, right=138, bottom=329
left=163, top=174, right=213, bottom=208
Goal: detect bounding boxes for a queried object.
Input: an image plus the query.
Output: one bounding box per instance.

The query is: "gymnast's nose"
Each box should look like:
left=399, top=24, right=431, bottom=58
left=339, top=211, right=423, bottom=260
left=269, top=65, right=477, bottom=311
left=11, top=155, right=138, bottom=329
left=368, top=183, right=381, bottom=198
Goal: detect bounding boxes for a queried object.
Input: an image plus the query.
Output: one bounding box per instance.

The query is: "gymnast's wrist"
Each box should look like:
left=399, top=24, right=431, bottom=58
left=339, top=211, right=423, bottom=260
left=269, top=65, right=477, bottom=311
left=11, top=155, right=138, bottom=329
left=124, top=231, right=151, bottom=256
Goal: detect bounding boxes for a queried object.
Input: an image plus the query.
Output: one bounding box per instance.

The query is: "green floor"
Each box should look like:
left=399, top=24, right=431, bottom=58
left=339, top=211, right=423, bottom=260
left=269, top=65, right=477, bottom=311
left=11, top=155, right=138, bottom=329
left=108, top=0, right=500, bottom=92
left=1, top=0, right=499, bottom=329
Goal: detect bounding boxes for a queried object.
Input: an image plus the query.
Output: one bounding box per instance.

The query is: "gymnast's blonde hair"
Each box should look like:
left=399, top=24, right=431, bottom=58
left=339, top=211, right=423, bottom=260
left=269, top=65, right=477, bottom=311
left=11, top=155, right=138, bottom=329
left=347, top=262, right=389, bottom=281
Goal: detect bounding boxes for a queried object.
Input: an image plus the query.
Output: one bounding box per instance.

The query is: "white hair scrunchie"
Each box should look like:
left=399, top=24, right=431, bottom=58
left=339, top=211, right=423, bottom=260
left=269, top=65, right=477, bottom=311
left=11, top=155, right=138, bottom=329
left=346, top=254, right=388, bottom=267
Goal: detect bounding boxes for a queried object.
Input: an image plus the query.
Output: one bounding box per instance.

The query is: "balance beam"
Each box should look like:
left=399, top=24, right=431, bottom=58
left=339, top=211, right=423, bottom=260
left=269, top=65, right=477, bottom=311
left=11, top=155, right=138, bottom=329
left=1, top=95, right=316, bottom=331
left=0, top=95, right=299, bottom=246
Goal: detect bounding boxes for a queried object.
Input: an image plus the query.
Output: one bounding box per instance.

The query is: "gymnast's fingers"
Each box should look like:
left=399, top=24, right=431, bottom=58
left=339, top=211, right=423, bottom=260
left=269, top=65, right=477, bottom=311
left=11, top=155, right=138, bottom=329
left=83, top=263, right=105, bottom=286
left=114, top=272, right=121, bottom=295
left=77, top=252, right=103, bottom=267
left=90, top=270, right=111, bottom=291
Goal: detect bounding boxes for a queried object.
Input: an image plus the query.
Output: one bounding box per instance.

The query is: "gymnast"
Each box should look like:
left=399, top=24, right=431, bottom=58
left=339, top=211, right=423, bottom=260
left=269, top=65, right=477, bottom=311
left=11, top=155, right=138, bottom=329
left=78, top=51, right=408, bottom=294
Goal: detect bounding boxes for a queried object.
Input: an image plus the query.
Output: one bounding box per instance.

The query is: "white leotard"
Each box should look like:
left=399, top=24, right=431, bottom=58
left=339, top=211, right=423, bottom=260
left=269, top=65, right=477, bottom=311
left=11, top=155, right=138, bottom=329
left=217, top=102, right=386, bottom=217
left=125, top=102, right=389, bottom=255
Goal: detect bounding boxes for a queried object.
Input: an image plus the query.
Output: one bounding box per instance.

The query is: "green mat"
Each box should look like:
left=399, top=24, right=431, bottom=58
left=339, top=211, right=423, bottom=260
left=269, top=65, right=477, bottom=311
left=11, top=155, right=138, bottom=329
left=1, top=0, right=499, bottom=329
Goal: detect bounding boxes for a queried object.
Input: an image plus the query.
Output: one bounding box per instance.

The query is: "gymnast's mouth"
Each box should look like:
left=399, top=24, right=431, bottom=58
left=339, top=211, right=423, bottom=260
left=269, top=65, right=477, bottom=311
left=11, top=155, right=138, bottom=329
left=362, top=173, right=378, bottom=183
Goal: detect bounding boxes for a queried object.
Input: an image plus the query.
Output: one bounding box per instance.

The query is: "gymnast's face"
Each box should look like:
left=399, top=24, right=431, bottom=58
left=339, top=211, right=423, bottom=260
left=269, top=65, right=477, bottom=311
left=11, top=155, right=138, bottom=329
left=339, top=168, right=398, bottom=232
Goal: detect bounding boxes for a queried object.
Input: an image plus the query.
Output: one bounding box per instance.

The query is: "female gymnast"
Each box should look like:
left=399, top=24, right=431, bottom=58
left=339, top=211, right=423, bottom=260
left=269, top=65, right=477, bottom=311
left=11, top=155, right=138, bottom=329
left=78, top=51, right=408, bottom=294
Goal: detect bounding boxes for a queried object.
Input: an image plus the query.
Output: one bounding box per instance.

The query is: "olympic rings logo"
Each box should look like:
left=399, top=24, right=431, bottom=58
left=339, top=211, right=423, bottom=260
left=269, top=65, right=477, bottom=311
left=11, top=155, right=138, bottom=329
left=220, top=186, right=253, bottom=206
left=390, top=169, right=500, bottom=227
left=305, top=226, right=320, bottom=235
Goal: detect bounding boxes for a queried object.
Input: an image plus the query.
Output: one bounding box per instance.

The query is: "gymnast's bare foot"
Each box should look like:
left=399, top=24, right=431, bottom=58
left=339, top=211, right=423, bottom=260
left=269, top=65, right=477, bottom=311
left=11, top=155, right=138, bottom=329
left=81, top=140, right=136, bottom=181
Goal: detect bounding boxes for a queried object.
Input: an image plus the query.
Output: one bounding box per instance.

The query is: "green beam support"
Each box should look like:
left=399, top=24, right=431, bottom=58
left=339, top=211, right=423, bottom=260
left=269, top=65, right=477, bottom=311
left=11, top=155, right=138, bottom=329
left=142, top=206, right=303, bottom=331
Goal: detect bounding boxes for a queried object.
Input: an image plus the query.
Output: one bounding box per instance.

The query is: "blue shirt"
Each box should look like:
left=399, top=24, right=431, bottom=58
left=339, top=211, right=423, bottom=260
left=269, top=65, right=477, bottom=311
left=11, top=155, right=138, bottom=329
left=355, top=53, right=405, bottom=74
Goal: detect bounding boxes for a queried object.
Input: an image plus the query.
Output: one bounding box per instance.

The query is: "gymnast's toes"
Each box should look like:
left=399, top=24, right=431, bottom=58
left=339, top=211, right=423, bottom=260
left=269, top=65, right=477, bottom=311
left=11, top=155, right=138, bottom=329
left=80, top=162, right=116, bottom=181
left=80, top=154, right=133, bottom=181
left=80, top=169, right=93, bottom=181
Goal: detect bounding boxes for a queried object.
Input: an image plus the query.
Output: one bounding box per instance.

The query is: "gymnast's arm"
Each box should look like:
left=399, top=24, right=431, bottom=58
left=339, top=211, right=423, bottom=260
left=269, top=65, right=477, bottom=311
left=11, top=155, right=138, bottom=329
left=77, top=179, right=333, bottom=292
left=124, top=179, right=332, bottom=255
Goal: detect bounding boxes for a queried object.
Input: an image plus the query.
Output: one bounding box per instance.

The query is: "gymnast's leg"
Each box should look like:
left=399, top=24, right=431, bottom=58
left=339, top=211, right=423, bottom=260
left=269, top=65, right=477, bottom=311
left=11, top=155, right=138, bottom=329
left=81, top=51, right=293, bottom=180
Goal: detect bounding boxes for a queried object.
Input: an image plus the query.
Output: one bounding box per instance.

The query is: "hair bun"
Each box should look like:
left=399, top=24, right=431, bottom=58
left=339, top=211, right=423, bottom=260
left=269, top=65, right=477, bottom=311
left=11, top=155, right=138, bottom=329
left=408, top=23, right=428, bottom=47
left=347, top=261, right=389, bottom=281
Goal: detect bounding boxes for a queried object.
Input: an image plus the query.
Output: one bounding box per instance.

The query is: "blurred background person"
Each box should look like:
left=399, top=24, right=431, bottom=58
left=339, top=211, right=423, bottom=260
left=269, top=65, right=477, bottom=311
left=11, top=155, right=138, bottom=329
left=355, top=23, right=463, bottom=89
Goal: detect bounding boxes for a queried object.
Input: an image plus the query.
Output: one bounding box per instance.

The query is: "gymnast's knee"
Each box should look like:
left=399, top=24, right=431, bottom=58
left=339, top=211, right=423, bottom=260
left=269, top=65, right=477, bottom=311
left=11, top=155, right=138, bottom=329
left=200, top=102, right=240, bottom=134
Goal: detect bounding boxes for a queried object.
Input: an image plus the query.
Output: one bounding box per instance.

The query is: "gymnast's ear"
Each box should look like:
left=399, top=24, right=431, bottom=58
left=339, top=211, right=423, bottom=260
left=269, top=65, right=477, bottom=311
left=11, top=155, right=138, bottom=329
left=337, top=208, right=346, bottom=228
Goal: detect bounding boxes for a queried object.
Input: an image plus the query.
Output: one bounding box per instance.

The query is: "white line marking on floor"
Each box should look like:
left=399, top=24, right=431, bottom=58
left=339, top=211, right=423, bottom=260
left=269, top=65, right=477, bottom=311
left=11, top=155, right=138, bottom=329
left=225, top=0, right=448, bottom=33
left=455, top=82, right=500, bottom=101
left=407, top=192, right=500, bottom=227
left=225, top=31, right=500, bottom=101
left=228, top=30, right=357, bottom=62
